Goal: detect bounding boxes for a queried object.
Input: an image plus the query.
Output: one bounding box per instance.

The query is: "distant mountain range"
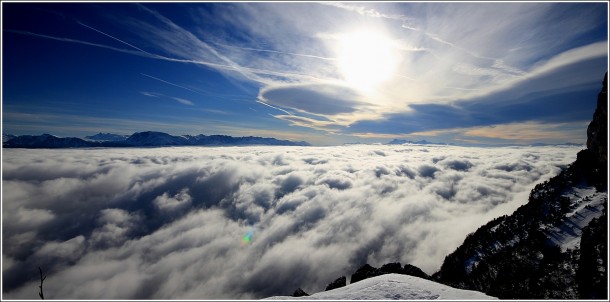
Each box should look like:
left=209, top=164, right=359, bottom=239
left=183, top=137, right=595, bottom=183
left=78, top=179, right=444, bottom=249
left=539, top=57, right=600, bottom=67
left=2, top=131, right=311, bottom=148
left=2, top=132, right=585, bottom=148
left=84, top=133, right=129, bottom=141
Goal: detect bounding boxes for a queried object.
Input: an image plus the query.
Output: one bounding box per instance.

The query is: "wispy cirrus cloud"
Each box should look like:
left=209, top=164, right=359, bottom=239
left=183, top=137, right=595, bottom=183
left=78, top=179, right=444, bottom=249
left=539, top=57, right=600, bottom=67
left=78, top=21, right=155, bottom=56
left=171, top=97, right=194, bottom=106
left=4, top=2, right=607, bottom=144
left=140, top=91, right=194, bottom=106
left=259, top=83, right=367, bottom=115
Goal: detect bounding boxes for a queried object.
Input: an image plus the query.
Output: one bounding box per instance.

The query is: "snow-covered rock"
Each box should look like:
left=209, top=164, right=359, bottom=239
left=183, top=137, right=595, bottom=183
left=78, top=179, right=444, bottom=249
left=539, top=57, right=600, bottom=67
left=264, top=274, right=496, bottom=300
left=545, top=186, right=607, bottom=251
left=3, top=133, right=16, bottom=142
left=125, top=131, right=188, bottom=146
left=84, top=132, right=129, bottom=141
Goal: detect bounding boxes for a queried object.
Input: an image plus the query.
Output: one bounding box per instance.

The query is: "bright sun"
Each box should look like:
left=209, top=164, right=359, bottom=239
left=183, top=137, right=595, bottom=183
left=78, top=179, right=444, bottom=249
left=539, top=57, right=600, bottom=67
left=335, top=30, right=399, bottom=92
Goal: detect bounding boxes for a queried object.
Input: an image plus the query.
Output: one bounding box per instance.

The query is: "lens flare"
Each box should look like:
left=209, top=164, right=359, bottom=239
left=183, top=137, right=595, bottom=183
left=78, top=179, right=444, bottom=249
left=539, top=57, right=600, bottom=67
left=242, top=228, right=254, bottom=245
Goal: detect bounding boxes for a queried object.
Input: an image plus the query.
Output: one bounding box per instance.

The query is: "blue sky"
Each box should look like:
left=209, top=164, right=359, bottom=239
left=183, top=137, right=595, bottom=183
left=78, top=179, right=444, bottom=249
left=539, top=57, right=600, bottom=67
left=2, top=2, right=608, bottom=146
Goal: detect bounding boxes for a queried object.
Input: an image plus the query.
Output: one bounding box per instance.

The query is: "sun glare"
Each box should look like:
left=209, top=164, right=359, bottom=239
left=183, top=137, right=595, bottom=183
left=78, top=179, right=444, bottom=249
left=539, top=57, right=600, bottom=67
left=335, top=30, right=400, bottom=92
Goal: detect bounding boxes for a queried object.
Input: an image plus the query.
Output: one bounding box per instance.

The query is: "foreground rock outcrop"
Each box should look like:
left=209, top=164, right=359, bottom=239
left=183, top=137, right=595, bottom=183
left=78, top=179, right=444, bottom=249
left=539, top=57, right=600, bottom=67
left=350, top=262, right=430, bottom=284
left=291, top=288, right=309, bottom=297
left=325, top=276, right=347, bottom=291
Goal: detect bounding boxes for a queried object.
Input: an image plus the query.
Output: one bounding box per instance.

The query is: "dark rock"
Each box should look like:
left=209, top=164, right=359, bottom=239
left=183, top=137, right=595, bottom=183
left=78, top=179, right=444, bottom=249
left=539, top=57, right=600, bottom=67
left=379, top=262, right=403, bottom=274
left=291, top=288, right=309, bottom=297
left=577, top=204, right=607, bottom=299
left=325, top=276, right=346, bottom=291
left=350, top=264, right=383, bottom=284
left=349, top=262, right=427, bottom=285
left=84, top=132, right=128, bottom=142
left=403, top=264, right=430, bottom=279
left=3, top=134, right=96, bottom=148
left=586, top=72, right=607, bottom=169
left=125, top=131, right=188, bottom=146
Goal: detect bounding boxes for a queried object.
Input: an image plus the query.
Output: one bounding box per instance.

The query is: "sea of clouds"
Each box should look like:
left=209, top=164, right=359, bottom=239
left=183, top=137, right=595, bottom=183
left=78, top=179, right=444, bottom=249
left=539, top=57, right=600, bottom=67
left=2, top=144, right=580, bottom=299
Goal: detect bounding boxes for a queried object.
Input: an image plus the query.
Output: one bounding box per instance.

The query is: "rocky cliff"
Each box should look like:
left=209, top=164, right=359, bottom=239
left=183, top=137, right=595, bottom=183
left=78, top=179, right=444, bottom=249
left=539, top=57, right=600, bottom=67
left=587, top=72, right=608, bottom=168
left=433, top=72, right=608, bottom=299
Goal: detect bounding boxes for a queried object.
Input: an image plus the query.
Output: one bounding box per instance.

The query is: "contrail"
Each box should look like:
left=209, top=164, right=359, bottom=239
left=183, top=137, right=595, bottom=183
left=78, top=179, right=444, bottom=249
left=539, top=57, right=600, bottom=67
left=140, top=73, right=204, bottom=96
left=7, top=29, right=321, bottom=84
left=78, top=21, right=154, bottom=56
left=5, top=29, right=153, bottom=58
left=214, top=42, right=336, bottom=61
left=400, top=24, right=497, bottom=62
left=256, top=99, right=294, bottom=116
left=320, top=2, right=413, bottom=22
left=135, top=4, right=265, bottom=84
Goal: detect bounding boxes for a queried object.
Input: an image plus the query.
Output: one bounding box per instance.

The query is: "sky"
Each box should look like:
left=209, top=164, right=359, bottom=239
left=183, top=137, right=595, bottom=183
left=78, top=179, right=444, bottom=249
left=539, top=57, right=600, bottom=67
left=2, top=144, right=581, bottom=299
left=2, top=2, right=608, bottom=146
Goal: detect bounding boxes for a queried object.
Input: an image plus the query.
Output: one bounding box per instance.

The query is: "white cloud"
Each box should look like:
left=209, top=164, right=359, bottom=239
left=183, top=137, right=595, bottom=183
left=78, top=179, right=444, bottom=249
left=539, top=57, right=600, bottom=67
left=90, top=209, right=143, bottom=248
left=33, top=236, right=86, bottom=263
left=154, top=189, right=193, bottom=212
left=2, top=145, right=580, bottom=299
left=170, top=97, right=194, bottom=106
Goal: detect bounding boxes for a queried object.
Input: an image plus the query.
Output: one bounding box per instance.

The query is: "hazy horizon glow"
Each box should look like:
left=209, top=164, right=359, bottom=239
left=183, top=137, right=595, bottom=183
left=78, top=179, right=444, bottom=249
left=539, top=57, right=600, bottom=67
left=2, top=2, right=608, bottom=145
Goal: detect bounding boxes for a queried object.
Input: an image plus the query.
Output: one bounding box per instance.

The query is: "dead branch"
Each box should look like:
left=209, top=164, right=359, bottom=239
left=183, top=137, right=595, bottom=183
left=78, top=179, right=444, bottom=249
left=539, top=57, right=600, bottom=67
left=38, top=267, right=46, bottom=300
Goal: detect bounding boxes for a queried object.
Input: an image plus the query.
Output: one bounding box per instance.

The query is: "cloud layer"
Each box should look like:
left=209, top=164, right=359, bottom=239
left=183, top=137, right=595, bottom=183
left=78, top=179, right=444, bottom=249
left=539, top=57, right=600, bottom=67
left=2, top=145, right=580, bottom=299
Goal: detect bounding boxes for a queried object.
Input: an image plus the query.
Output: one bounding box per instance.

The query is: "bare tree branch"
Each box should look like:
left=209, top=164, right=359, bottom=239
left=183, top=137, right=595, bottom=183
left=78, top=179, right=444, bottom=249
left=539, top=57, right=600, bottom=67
left=38, top=267, right=46, bottom=300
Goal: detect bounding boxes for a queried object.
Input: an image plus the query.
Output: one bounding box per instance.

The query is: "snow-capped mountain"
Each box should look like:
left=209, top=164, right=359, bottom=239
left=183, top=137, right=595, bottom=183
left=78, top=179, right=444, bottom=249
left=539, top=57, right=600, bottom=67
left=3, top=131, right=311, bottom=148
left=265, top=274, right=496, bottom=300
left=84, top=132, right=129, bottom=141
left=2, top=134, right=93, bottom=148
left=124, top=131, right=189, bottom=146
left=2, top=133, right=16, bottom=143
left=432, top=72, right=607, bottom=299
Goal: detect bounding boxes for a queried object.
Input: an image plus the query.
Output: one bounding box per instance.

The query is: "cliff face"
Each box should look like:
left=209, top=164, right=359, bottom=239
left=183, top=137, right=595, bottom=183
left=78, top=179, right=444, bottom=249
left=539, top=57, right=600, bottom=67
left=587, top=72, right=608, bottom=169
left=433, top=73, right=608, bottom=299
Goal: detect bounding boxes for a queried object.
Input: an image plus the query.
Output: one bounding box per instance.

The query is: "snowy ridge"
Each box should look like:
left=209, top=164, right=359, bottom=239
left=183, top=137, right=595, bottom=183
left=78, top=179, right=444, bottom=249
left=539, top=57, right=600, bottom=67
left=84, top=132, right=129, bottom=141
left=544, top=186, right=607, bottom=251
left=264, top=274, right=496, bottom=300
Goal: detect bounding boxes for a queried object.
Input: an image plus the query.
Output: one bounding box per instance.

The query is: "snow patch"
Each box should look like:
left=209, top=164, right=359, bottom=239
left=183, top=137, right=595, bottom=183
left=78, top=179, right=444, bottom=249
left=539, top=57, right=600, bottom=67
left=545, top=187, right=607, bottom=251
left=265, top=274, right=496, bottom=300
